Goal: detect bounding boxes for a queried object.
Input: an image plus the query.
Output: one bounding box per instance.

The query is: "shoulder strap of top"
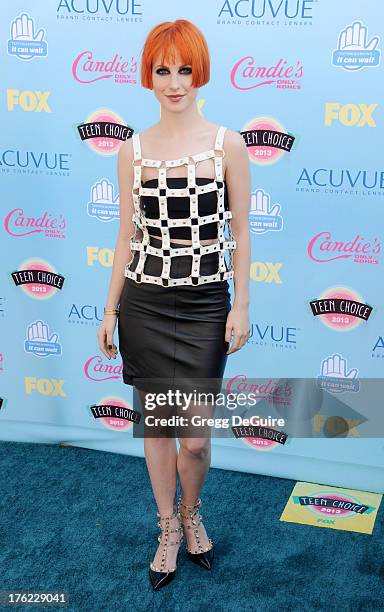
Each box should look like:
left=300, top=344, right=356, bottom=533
left=132, top=132, right=141, bottom=160
left=215, top=125, right=226, bottom=151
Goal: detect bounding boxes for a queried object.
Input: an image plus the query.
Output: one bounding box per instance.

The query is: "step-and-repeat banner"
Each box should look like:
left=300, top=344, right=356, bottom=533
left=1, top=1, right=383, bottom=492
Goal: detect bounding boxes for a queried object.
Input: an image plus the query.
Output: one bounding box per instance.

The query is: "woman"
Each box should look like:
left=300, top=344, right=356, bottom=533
left=97, top=19, right=251, bottom=590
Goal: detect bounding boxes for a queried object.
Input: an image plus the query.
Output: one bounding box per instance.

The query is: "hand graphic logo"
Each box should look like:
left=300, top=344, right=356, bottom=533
left=92, top=179, right=119, bottom=206
left=332, top=21, right=380, bottom=71
left=88, top=179, right=119, bottom=222
left=11, top=13, right=44, bottom=43
left=8, top=13, right=47, bottom=61
left=249, top=189, right=282, bottom=235
left=319, top=353, right=359, bottom=393
left=28, top=321, right=58, bottom=343
left=25, top=321, right=61, bottom=357
left=321, top=353, right=358, bottom=379
left=338, top=21, right=379, bottom=53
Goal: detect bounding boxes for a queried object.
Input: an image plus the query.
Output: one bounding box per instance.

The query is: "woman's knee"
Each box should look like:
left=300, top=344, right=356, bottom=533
left=179, top=438, right=210, bottom=459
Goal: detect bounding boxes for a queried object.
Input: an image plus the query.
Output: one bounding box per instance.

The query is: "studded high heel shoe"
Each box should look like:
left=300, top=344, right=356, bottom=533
left=148, top=506, right=184, bottom=591
left=178, top=497, right=214, bottom=570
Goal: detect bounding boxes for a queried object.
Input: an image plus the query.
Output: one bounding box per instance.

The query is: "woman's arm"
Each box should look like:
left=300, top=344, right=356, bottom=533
left=224, top=129, right=251, bottom=310
left=104, top=137, right=136, bottom=309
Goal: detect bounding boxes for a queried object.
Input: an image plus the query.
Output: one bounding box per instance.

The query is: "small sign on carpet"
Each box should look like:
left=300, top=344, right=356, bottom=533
left=280, top=481, right=382, bottom=534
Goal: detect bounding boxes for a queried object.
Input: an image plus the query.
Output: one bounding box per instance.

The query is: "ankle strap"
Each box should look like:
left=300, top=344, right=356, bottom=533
left=178, top=496, right=202, bottom=510
left=156, top=508, right=178, bottom=520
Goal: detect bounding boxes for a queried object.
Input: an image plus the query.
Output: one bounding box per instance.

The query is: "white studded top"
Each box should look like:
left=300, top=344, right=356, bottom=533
left=124, top=125, right=236, bottom=287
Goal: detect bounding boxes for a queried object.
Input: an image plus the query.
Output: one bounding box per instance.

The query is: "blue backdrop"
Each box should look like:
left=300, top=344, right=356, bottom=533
left=1, top=0, right=383, bottom=493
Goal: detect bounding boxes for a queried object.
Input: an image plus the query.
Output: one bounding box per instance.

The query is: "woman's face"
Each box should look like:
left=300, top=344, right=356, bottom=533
left=151, top=53, right=197, bottom=110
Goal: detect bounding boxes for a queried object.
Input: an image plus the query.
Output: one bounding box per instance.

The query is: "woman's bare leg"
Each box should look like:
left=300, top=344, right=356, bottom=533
left=144, top=435, right=178, bottom=511
left=139, top=390, right=182, bottom=571
left=177, top=437, right=211, bottom=504
left=176, top=400, right=214, bottom=551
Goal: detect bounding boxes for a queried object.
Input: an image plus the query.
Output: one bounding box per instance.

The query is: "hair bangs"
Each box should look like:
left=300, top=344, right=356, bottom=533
left=140, top=19, right=210, bottom=89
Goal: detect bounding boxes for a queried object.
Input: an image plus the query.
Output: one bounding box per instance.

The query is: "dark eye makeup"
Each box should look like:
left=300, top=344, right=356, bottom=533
left=155, top=66, right=192, bottom=75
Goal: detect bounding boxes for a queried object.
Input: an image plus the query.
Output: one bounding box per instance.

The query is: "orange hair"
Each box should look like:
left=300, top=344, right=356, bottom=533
left=140, top=19, right=210, bottom=89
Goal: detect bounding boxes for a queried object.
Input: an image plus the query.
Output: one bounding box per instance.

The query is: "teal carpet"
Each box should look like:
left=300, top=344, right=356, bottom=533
left=0, top=441, right=383, bottom=611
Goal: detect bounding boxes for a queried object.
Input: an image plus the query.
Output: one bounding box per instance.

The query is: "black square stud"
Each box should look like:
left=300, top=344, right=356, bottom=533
left=161, top=219, right=168, bottom=227
left=137, top=273, right=142, bottom=282
left=191, top=277, right=199, bottom=286
left=191, top=218, right=198, bottom=226
left=159, top=189, right=166, bottom=197
left=163, top=249, right=170, bottom=257
left=189, top=187, right=196, bottom=195
left=193, top=247, right=200, bottom=255
left=162, top=278, right=169, bottom=287
left=219, top=212, right=224, bottom=220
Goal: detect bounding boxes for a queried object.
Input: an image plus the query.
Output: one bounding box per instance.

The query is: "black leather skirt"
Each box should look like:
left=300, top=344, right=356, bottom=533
left=117, top=236, right=231, bottom=395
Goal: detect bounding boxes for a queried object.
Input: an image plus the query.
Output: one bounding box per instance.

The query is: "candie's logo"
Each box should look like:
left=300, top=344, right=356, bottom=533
left=72, top=51, right=138, bottom=85
left=225, top=375, right=289, bottom=451
left=241, top=118, right=295, bottom=165
left=4, top=208, right=67, bottom=239
left=308, top=231, right=380, bottom=266
left=84, top=356, right=123, bottom=381
left=231, top=56, right=303, bottom=90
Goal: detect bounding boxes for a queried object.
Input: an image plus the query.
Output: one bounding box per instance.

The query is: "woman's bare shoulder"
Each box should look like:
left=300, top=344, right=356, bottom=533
left=118, top=136, right=134, bottom=158
left=140, top=124, right=160, bottom=140
left=222, top=127, right=246, bottom=153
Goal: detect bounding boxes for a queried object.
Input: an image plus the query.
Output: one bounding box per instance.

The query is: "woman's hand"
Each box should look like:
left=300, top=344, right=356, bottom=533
left=225, top=305, right=250, bottom=355
left=97, top=315, right=119, bottom=360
